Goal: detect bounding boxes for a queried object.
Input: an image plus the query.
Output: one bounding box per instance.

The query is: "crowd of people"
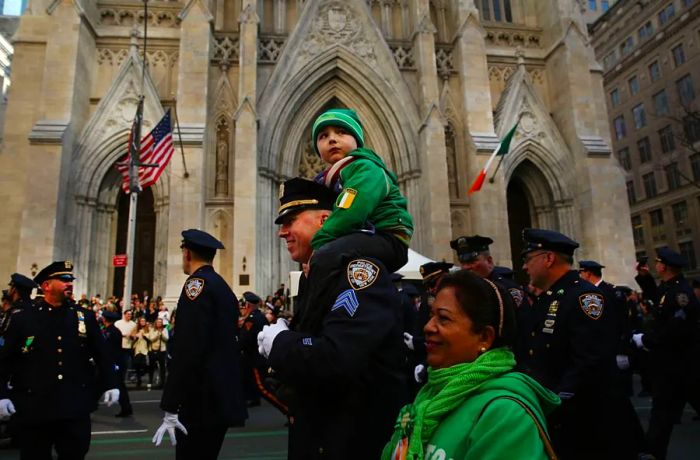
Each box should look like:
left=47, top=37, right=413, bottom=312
left=0, top=107, right=698, bottom=460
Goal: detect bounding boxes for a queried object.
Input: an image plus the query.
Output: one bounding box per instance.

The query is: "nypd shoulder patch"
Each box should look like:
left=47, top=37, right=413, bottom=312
left=676, top=293, right=689, bottom=307
left=331, top=289, right=360, bottom=317
left=579, top=293, right=604, bottom=320
left=508, top=288, right=524, bottom=306
left=347, top=259, right=380, bottom=290
left=185, top=278, right=205, bottom=300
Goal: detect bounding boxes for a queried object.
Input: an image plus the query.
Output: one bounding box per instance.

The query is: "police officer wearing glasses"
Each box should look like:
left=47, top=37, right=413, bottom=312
left=516, top=229, right=632, bottom=459
left=0, top=261, right=120, bottom=460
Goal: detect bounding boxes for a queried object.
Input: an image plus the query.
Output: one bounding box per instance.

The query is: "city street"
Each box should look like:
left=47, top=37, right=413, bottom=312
left=0, top=381, right=698, bottom=459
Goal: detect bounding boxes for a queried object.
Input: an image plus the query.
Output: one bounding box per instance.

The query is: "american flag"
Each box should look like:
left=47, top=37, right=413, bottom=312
left=117, top=109, right=174, bottom=193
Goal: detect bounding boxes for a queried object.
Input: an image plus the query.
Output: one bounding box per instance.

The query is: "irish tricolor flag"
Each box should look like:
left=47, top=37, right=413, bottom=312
left=468, top=122, right=519, bottom=194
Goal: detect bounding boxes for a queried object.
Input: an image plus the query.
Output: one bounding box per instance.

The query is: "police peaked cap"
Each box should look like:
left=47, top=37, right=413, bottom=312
left=242, top=291, right=261, bottom=304
left=9, top=273, right=38, bottom=290
left=521, top=228, right=579, bottom=257
left=450, top=235, right=494, bottom=262
left=34, top=261, right=76, bottom=285
left=420, top=262, right=453, bottom=281
left=101, top=310, right=121, bottom=322
left=181, top=229, right=225, bottom=251
left=655, top=247, right=686, bottom=268
left=492, top=266, right=514, bottom=280
left=578, top=260, right=605, bottom=271
left=275, top=177, right=338, bottom=224
left=402, top=283, right=420, bottom=297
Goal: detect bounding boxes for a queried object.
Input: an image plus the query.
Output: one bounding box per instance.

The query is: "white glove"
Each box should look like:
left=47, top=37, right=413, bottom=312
left=632, top=333, right=645, bottom=349
left=257, top=319, right=289, bottom=359
left=152, top=411, right=188, bottom=447
left=615, top=354, right=630, bottom=370
left=102, top=388, right=120, bottom=407
left=414, top=364, right=426, bottom=383
left=0, top=399, right=15, bottom=420
left=403, top=332, right=414, bottom=351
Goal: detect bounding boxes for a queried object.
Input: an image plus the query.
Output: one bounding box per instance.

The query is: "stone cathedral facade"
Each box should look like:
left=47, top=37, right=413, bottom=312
left=0, top=0, right=635, bottom=302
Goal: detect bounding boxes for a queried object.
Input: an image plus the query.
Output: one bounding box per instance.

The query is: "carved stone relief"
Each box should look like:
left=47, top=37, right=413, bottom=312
left=215, top=117, right=230, bottom=197
left=298, top=141, right=324, bottom=179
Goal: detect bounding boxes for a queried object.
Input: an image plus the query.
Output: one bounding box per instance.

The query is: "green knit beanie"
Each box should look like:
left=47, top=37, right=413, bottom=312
left=311, top=108, right=364, bottom=155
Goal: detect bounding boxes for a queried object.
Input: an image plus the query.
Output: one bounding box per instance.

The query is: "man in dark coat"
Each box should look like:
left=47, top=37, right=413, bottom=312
left=632, top=247, right=700, bottom=460
left=0, top=273, right=36, bottom=342
left=153, top=229, right=247, bottom=459
left=516, top=229, right=632, bottom=459
left=258, top=178, right=407, bottom=459
left=0, top=261, right=119, bottom=459
left=238, top=291, right=268, bottom=407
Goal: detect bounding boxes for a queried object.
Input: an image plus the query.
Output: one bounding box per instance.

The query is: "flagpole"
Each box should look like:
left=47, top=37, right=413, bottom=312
left=123, top=0, right=149, bottom=309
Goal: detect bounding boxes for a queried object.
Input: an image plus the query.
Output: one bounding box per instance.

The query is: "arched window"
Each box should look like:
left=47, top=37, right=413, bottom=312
left=478, top=0, right=513, bottom=23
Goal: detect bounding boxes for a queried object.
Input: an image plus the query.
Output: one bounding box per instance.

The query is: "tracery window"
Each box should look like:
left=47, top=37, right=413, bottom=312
left=478, top=0, right=513, bottom=23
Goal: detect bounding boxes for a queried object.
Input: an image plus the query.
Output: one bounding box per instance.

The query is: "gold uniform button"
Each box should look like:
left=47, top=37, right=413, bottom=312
left=529, top=349, right=534, bottom=356
left=58, top=374, right=63, bottom=380
left=58, top=361, right=63, bottom=366
left=546, top=344, right=550, bottom=349
left=531, top=332, right=535, bottom=337
left=57, top=336, right=62, bottom=341
left=57, top=349, right=63, bottom=353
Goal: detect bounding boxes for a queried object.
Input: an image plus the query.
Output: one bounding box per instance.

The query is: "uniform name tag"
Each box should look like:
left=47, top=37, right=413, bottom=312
left=542, top=327, right=554, bottom=334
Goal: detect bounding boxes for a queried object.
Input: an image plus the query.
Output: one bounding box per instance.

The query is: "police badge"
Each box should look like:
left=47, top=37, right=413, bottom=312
left=347, top=259, right=379, bottom=290
left=579, top=293, right=604, bottom=319
left=509, top=288, right=524, bottom=306
left=185, top=278, right=205, bottom=300
left=676, top=293, right=690, bottom=307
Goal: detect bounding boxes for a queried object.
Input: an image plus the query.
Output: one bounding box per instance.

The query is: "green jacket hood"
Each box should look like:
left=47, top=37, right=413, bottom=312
left=478, top=371, right=561, bottom=417
left=350, top=148, right=394, bottom=177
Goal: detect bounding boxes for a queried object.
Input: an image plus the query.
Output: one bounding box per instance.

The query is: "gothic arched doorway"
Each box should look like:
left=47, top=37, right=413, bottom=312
left=507, top=176, right=532, bottom=284
left=112, top=189, right=156, bottom=299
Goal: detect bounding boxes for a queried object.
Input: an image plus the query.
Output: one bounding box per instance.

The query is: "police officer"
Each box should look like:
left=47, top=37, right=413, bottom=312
left=632, top=247, right=700, bottom=460
left=0, top=274, right=37, bottom=342
left=0, top=261, right=120, bottom=459
left=258, top=177, right=407, bottom=459
left=153, top=229, right=247, bottom=459
left=238, top=291, right=268, bottom=407
left=516, top=229, right=628, bottom=459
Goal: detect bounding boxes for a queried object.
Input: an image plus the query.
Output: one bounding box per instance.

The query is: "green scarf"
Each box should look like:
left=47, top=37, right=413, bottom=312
left=382, top=348, right=516, bottom=460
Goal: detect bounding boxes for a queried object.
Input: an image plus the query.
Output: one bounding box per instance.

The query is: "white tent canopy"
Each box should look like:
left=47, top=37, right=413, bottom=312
left=396, top=248, right=435, bottom=280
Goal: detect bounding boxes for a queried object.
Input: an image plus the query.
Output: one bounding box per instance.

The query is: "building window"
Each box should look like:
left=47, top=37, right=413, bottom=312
left=676, top=74, right=695, bottom=106
left=682, top=0, right=694, bottom=8
left=672, top=201, right=689, bottom=226
left=632, top=215, right=645, bottom=246
left=649, top=61, right=662, bottom=82
left=653, top=90, right=669, bottom=116
left=618, top=148, right=631, bottom=170
left=603, top=51, right=619, bottom=69
left=638, top=137, right=652, bottom=163
left=684, top=115, right=700, bottom=143
left=627, top=181, right=637, bottom=205
left=665, top=162, right=682, bottom=190
left=601, top=1, right=610, bottom=10
left=621, top=36, right=635, bottom=56
left=639, top=21, right=654, bottom=41
left=610, top=88, right=621, bottom=107
left=672, top=44, right=686, bottom=67
left=650, top=210, right=664, bottom=240
left=589, top=0, right=597, bottom=9
left=691, top=154, right=700, bottom=181
left=679, top=241, right=697, bottom=269
left=659, top=3, right=676, bottom=26
left=643, top=172, right=658, bottom=198
left=632, top=104, right=647, bottom=129
left=478, top=0, right=513, bottom=23
left=659, top=125, right=676, bottom=153
left=628, top=75, right=640, bottom=95
left=614, top=116, right=627, bottom=139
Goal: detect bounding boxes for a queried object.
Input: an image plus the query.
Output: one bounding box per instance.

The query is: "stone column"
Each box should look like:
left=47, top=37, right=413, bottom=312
left=453, top=1, right=511, bottom=262
left=233, top=1, right=259, bottom=293
left=412, top=0, right=452, bottom=261
left=164, top=2, right=212, bottom=303
left=274, top=0, right=286, bottom=33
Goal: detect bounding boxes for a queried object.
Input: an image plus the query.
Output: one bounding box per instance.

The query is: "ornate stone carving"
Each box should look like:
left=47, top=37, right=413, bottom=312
left=212, top=35, right=240, bottom=65
left=258, top=36, right=286, bottom=63
left=390, top=43, right=415, bottom=69
left=299, top=1, right=376, bottom=64
left=99, top=7, right=180, bottom=28
left=484, top=27, right=542, bottom=48
left=298, top=142, right=324, bottom=179
left=436, top=47, right=454, bottom=80
left=414, top=13, right=437, bottom=34
left=215, top=117, right=230, bottom=197
left=445, top=123, right=459, bottom=199
left=239, top=3, right=260, bottom=24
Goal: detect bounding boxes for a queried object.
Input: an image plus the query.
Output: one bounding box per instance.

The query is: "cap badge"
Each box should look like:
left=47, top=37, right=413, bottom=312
left=185, top=278, right=205, bottom=300
left=347, top=259, right=379, bottom=290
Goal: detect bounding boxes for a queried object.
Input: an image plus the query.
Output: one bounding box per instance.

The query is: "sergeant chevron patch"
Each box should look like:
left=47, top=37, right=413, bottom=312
left=331, top=289, right=360, bottom=317
left=347, top=259, right=379, bottom=290
left=185, top=278, right=205, bottom=300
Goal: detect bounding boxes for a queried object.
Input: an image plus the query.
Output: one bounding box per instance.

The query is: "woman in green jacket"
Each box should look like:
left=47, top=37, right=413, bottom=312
left=383, top=270, right=560, bottom=460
